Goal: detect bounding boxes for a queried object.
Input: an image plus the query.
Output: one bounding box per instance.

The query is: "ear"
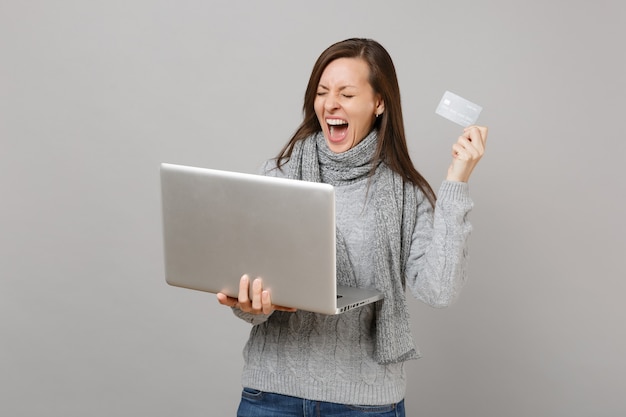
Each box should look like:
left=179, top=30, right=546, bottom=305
left=375, top=95, right=385, bottom=116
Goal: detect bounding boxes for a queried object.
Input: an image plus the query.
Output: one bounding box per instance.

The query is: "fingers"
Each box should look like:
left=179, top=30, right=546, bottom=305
left=238, top=274, right=251, bottom=304
left=258, top=291, right=297, bottom=314
left=251, top=278, right=263, bottom=311
left=236, top=274, right=256, bottom=312
left=215, top=274, right=255, bottom=311
left=216, top=292, right=237, bottom=307
left=261, top=290, right=272, bottom=315
left=452, top=139, right=480, bottom=161
left=236, top=275, right=264, bottom=312
left=463, top=125, right=488, bottom=149
left=456, top=125, right=487, bottom=160
left=447, top=125, right=488, bottom=183
left=217, top=275, right=295, bottom=315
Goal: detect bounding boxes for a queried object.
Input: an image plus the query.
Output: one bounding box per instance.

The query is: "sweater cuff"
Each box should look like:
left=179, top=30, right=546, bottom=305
left=438, top=181, right=473, bottom=207
left=232, top=308, right=273, bottom=325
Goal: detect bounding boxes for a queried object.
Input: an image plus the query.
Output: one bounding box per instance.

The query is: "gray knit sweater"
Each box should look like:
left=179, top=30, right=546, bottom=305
left=232, top=151, right=473, bottom=405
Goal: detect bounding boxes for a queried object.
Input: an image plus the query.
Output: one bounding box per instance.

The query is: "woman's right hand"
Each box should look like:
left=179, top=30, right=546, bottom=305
left=216, top=274, right=297, bottom=315
left=446, top=125, right=488, bottom=183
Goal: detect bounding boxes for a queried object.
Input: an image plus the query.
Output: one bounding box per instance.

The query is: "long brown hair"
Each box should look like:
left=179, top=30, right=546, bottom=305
left=276, top=38, right=436, bottom=207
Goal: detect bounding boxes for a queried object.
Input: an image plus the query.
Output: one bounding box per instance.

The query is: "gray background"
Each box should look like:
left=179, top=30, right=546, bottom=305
left=2, top=1, right=625, bottom=416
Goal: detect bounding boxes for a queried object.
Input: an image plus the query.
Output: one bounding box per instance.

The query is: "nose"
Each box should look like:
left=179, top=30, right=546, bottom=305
left=324, top=94, right=340, bottom=112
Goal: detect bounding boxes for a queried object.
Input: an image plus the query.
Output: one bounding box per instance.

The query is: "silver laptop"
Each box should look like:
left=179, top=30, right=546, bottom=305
left=159, top=163, right=383, bottom=315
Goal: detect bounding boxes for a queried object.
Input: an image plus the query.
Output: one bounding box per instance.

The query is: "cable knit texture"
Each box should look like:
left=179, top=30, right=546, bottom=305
left=287, top=131, right=419, bottom=364
left=234, top=130, right=474, bottom=405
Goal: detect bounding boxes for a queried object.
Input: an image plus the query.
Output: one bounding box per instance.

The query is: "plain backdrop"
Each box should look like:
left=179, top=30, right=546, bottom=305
left=2, top=1, right=625, bottom=416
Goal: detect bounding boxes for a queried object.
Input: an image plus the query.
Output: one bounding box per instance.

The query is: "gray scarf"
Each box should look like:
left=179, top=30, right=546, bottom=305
left=286, top=130, right=420, bottom=364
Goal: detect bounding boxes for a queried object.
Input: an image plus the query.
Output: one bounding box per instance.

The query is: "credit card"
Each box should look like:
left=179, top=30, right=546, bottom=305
left=435, top=90, right=482, bottom=127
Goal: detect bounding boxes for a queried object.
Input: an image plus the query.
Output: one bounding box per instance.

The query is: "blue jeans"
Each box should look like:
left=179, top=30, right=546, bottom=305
left=237, top=388, right=405, bottom=417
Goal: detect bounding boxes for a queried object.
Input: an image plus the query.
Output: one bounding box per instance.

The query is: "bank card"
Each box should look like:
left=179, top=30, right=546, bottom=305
left=435, top=90, right=482, bottom=127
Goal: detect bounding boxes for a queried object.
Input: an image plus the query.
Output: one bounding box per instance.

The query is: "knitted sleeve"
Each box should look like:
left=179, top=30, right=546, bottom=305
left=404, top=181, right=473, bottom=307
left=231, top=308, right=273, bottom=325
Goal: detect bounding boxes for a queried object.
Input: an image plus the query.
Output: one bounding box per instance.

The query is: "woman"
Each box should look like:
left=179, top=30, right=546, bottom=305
left=217, top=38, right=487, bottom=417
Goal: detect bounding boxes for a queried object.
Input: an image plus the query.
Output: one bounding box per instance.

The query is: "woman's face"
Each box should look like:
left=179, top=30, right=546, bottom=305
left=314, top=58, right=384, bottom=154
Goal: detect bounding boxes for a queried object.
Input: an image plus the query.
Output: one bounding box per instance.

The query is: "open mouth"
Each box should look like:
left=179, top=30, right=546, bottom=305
left=326, top=118, right=349, bottom=142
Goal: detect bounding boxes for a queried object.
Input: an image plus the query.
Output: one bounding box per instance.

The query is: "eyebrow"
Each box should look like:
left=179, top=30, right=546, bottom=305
left=317, top=84, right=358, bottom=91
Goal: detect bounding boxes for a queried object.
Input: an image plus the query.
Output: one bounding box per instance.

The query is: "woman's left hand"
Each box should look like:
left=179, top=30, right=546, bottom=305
left=446, top=125, right=488, bottom=183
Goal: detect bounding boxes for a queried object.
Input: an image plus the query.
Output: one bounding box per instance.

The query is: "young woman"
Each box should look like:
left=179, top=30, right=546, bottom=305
left=217, top=38, right=488, bottom=417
